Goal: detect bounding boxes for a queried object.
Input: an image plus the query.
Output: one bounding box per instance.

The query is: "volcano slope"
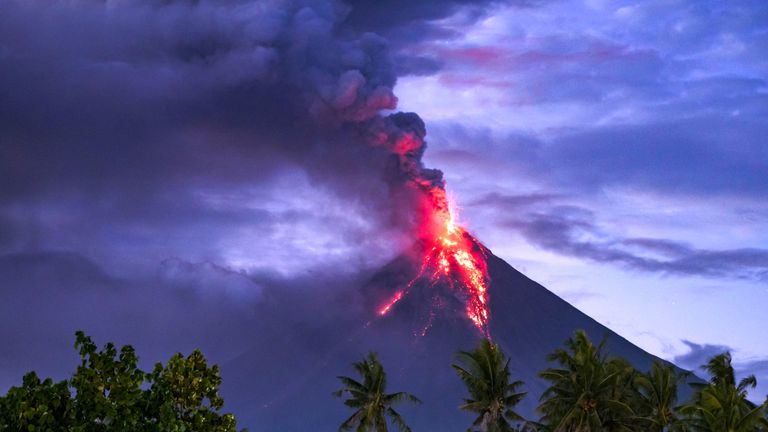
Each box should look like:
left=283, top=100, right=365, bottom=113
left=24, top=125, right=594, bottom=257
left=223, top=245, right=695, bottom=431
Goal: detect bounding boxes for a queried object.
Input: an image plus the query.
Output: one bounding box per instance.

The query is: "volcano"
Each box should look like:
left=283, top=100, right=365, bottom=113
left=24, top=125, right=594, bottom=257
left=222, top=237, right=695, bottom=431
left=215, top=117, right=696, bottom=430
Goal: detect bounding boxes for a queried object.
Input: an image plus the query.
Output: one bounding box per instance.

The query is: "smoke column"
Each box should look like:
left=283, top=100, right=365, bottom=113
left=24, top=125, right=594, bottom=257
left=366, top=114, right=492, bottom=337
left=0, top=0, right=492, bottom=334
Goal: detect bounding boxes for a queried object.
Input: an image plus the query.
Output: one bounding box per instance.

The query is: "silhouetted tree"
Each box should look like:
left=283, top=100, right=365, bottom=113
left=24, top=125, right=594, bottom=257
left=70, top=330, right=146, bottom=430
left=453, top=339, right=527, bottom=432
left=633, top=360, right=689, bottom=431
left=142, top=349, right=239, bottom=431
left=679, top=352, right=768, bottom=431
left=0, top=331, right=243, bottom=431
left=334, top=352, right=420, bottom=432
left=537, top=330, right=640, bottom=431
left=0, top=371, right=74, bottom=429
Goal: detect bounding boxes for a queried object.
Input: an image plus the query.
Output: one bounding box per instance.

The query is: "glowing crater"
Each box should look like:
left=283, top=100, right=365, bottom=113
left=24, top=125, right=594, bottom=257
left=378, top=201, right=491, bottom=337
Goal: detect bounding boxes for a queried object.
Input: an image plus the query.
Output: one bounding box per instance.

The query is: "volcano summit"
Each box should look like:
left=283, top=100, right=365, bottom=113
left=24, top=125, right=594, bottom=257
left=223, top=241, right=694, bottom=431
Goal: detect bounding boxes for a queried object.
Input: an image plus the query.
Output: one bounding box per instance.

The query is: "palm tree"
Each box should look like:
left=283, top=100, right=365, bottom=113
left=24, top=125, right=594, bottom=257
left=537, top=330, right=640, bottom=431
left=679, top=352, right=768, bottom=431
left=333, top=352, right=420, bottom=432
left=763, top=397, right=768, bottom=427
left=452, top=339, right=527, bottom=432
left=634, top=360, right=689, bottom=431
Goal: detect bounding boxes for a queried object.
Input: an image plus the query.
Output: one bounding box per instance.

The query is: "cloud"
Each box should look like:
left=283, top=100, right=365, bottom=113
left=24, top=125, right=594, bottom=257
left=159, top=258, right=263, bottom=301
left=343, top=0, right=548, bottom=78
left=0, top=0, right=765, bottom=413
left=0, top=248, right=372, bottom=392
left=0, top=0, right=401, bottom=206
left=392, top=53, right=446, bottom=76
left=673, top=341, right=768, bottom=402
left=544, top=116, right=768, bottom=199
left=342, top=0, right=514, bottom=42
left=673, top=340, right=733, bottom=371
left=0, top=251, right=257, bottom=370
left=736, top=359, right=768, bottom=402
left=469, top=192, right=561, bottom=210
left=621, top=238, right=694, bottom=258
left=425, top=112, right=768, bottom=204
left=395, top=0, right=768, bottom=201
left=0, top=0, right=485, bottom=292
left=474, top=194, right=768, bottom=281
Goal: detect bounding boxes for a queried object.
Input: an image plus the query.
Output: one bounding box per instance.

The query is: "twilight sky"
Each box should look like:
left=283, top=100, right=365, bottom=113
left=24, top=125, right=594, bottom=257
left=1, top=0, right=767, bottom=406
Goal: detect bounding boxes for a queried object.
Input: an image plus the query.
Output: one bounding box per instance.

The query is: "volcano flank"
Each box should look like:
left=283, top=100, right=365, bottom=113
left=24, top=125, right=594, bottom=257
left=224, top=242, right=695, bottom=431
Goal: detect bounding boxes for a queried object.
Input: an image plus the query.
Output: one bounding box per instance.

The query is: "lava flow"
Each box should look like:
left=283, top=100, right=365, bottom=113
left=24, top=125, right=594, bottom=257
left=372, top=113, right=492, bottom=337
left=377, top=195, right=492, bottom=337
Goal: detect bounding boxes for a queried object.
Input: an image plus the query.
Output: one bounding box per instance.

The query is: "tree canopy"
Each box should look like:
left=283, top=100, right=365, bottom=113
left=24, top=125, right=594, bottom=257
left=4, top=329, right=768, bottom=431
left=334, top=352, right=420, bottom=432
left=453, top=339, right=527, bottom=432
left=0, top=331, right=243, bottom=432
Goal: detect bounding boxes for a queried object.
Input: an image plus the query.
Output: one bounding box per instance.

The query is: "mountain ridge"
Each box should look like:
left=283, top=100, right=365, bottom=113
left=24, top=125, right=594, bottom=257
left=222, top=246, right=698, bottom=431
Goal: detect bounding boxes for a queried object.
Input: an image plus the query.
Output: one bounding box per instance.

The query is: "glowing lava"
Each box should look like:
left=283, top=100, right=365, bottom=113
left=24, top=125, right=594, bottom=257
left=372, top=115, right=491, bottom=336
left=377, top=194, right=492, bottom=337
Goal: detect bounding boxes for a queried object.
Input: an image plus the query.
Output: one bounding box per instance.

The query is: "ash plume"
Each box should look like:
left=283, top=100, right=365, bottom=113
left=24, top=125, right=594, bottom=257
left=367, top=112, right=451, bottom=238
left=0, top=0, right=449, bottom=242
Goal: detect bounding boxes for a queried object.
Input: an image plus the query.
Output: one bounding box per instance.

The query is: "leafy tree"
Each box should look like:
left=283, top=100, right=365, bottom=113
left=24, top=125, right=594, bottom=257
left=633, top=360, right=689, bottom=431
left=0, top=371, right=74, bottom=430
left=0, top=331, right=243, bottom=431
left=603, top=357, right=642, bottom=431
left=143, top=349, right=239, bottom=431
left=452, top=339, right=527, bottom=432
left=333, top=352, right=420, bottom=432
left=679, top=352, right=768, bottom=431
left=537, top=330, right=640, bottom=431
left=764, top=397, right=768, bottom=428
left=70, top=330, right=146, bottom=430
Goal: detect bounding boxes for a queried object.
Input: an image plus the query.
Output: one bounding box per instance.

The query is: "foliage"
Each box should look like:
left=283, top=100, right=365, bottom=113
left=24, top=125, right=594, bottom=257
left=143, top=350, right=238, bottom=431
left=0, top=331, right=243, bottom=432
left=537, top=330, right=641, bottom=431
left=536, top=332, right=768, bottom=432
left=4, top=330, right=768, bottom=432
left=70, top=330, right=146, bottom=430
left=333, top=352, right=420, bottom=432
left=0, top=371, right=74, bottom=430
left=633, top=360, right=689, bottom=431
left=453, top=339, right=527, bottom=432
left=679, top=352, right=768, bottom=432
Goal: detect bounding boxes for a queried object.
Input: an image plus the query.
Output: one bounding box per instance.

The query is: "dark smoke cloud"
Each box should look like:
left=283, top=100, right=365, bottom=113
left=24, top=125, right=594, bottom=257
left=0, top=250, right=252, bottom=386
left=0, top=249, right=371, bottom=408
left=0, top=0, right=462, bottom=261
left=341, top=0, right=544, bottom=78
left=0, top=0, right=471, bottom=408
left=0, top=0, right=466, bottom=402
left=342, top=0, right=544, bottom=43
left=0, top=0, right=400, bottom=205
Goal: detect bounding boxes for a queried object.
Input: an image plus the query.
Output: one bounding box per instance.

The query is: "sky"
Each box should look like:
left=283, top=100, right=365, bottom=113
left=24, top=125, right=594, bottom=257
left=1, top=0, right=767, bottom=409
left=395, top=0, right=768, bottom=395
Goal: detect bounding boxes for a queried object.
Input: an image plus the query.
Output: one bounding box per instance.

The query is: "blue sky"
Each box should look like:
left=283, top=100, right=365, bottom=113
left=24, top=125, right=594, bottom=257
left=0, top=0, right=766, bottom=404
left=396, top=0, right=768, bottom=396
